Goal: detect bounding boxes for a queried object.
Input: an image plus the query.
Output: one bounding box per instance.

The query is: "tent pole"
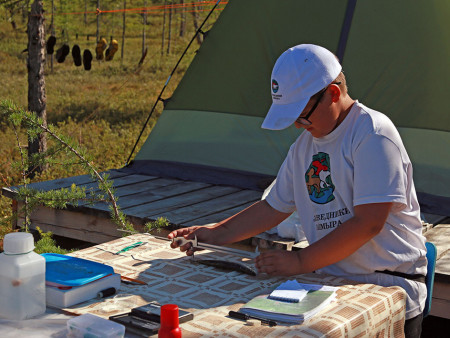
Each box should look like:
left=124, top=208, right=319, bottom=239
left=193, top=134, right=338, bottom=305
left=336, top=0, right=357, bottom=63
left=126, top=0, right=223, bottom=166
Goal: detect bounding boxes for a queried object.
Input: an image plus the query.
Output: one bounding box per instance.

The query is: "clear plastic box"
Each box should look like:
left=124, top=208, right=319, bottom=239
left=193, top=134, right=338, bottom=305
left=67, top=313, right=125, bottom=338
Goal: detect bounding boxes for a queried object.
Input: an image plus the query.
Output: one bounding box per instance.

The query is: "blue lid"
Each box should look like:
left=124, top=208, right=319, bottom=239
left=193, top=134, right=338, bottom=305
left=42, top=253, right=114, bottom=286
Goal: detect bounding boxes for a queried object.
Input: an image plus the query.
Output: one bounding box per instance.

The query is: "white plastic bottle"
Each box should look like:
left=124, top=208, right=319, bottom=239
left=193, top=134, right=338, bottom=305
left=0, top=232, right=46, bottom=320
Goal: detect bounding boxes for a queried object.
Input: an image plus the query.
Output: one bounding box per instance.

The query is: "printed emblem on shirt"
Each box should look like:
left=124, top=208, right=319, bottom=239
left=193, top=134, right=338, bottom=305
left=305, top=152, right=335, bottom=204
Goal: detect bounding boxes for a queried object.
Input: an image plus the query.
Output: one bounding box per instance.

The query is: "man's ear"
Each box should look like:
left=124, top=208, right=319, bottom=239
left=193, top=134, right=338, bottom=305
left=329, top=84, right=341, bottom=103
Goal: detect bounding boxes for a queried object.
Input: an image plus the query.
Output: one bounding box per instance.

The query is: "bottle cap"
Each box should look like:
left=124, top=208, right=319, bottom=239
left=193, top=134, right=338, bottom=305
left=3, top=232, right=35, bottom=254
left=160, top=304, right=179, bottom=328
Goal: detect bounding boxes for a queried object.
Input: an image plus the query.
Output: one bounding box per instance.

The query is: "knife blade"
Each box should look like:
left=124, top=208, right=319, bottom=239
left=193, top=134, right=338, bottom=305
left=172, top=236, right=259, bottom=259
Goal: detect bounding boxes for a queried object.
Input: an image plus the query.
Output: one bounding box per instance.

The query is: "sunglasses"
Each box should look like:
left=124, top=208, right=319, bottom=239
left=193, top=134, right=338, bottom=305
left=296, top=82, right=341, bottom=126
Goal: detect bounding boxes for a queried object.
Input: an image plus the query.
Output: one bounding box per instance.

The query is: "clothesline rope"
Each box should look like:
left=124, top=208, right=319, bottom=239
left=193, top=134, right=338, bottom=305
left=44, top=1, right=228, bottom=17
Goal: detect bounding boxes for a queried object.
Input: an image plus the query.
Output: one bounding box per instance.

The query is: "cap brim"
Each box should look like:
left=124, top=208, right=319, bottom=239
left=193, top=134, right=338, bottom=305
left=261, top=97, right=310, bottom=130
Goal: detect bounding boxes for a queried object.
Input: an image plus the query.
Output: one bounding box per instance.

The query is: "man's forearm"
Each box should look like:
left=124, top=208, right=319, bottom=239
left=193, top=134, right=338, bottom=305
left=210, top=200, right=291, bottom=246
left=296, top=202, right=391, bottom=273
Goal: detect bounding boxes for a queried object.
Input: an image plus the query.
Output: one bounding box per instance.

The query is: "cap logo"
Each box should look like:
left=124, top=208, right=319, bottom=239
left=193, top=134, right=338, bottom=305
left=272, top=79, right=279, bottom=93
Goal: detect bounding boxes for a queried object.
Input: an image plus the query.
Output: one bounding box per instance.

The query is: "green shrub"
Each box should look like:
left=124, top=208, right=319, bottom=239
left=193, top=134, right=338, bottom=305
left=34, top=227, right=71, bottom=254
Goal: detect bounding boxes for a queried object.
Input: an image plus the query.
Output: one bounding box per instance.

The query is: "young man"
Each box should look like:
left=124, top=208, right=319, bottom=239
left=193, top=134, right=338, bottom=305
left=168, top=44, right=427, bottom=337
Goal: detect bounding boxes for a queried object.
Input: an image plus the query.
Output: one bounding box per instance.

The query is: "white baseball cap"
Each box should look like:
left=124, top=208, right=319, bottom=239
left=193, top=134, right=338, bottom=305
left=262, top=44, right=342, bottom=130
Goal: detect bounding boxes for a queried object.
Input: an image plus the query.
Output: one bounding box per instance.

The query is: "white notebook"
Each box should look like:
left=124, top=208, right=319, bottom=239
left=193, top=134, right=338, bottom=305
left=268, top=280, right=309, bottom=303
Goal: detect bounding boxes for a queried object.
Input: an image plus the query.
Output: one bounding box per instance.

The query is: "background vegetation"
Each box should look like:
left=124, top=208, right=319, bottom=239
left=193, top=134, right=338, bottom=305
left=0, top=0, right=225, bottom=245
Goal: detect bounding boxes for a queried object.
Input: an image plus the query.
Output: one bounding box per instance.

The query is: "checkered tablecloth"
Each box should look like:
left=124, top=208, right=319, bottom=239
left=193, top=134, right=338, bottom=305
left=65, top=234, right=406, bottom=337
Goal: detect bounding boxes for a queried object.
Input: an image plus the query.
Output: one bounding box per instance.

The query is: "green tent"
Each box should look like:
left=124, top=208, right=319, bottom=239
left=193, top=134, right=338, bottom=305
left=131, top=0, right=450, bottom=216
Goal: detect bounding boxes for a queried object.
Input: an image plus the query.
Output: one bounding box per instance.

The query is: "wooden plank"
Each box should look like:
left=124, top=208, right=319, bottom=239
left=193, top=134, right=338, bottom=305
left=84, top=181, right=212, bottom=212
left=18, top=216, right=119, bottom=244
left=422, top=213, right=449, bottom=225
left=430, top=280, right=450, bottom=319
left=102, top=177, right=183, bottom=197
left=76, top=174, right=164, bottom=206
left=81, top=177, right=186, bottom=200
left=125, top=185, right=241, bottom=219
left=77, top=174, right=159, bottom=194
left=1, top=187, right=18, bottom=199
left=433, top=280, right=450, bottom=302
left=28, top=169, right=129, bottom=191
left=424, top=224, right=450, bottom=276
left=182, top=201, right=256, bottom=226
left=2, top=169, right=129, bottom=199
left=156, top=189, right=262, bottom=225
left=16, top=202, right=143, bottom=243
left=429, top=298, right=450, bottom=319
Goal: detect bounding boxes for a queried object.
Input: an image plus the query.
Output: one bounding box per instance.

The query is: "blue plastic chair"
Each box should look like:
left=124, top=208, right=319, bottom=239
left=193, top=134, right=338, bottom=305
left=423, top=242, right=437, bottom=317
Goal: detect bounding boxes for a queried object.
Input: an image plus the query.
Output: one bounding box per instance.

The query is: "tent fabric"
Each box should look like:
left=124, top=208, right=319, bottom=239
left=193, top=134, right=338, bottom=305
left=135, top=0, right=347, bottom=175
left=163, top=0, right=346, bottom=116
left=135, top=110, right=299, bottom=176
left=344, top=0, right=450, bottom=132
left=133, top=0, right=450, bottom=214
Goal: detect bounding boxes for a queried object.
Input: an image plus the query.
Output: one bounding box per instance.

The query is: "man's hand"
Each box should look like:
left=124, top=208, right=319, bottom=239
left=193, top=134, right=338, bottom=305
left=255, top=250, right=303, bottom=276
left=168, top=226, right=212, bottom=256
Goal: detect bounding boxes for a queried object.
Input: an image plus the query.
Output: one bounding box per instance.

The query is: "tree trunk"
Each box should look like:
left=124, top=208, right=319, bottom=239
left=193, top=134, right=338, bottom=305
left=27, top=0, right=48, bottom=176
left=161, top=0, right=166, bottom=55
left=191, top=5, right=202, bottom=45
left=179, top=0, right=186, bottom=37
left=22, top=0, right=31, bottom=23
left=9, top=9, right=17, bottom=30
left=121, top=0, right=126, bottom=63
left=142, top=0, right=147, bottom=56
left=50, top=0, right=54, bottom=73
left=84, top=0, right=87, bottom=25
left=96, top=0, right=100, bottom=43
left=166, top=0, right=172, bottom=54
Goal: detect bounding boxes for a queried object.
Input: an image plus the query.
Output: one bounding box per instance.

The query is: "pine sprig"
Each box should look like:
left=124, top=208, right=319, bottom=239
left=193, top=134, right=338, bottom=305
left=1, top=99, right=135, bottom=233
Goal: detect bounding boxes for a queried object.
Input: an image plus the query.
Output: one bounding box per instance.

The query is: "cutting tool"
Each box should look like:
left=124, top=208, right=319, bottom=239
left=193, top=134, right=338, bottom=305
left=172, top=236, right=259, bottom=259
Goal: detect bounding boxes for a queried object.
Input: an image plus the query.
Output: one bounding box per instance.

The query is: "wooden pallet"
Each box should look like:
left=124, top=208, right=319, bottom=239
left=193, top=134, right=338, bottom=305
left=2, top=168, right=263, bottom=243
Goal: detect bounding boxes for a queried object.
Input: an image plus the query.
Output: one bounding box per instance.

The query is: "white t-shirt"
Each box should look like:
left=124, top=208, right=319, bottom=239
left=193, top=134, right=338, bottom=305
left=266, top=101, right=427, bottom=319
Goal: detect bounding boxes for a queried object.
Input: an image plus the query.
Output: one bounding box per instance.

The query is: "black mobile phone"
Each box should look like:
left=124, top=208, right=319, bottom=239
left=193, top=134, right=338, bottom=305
left=131, top=302, right=194, bottom=324
left=109, top=313, right=160, bottom=337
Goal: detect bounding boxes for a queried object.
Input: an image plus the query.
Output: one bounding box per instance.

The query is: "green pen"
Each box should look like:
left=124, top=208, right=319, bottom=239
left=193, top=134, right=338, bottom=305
left=114, top=241, right=146, bottom=255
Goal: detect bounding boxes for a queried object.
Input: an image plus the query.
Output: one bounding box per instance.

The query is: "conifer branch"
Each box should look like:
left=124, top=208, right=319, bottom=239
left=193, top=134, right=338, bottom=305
left=1, top=99, right=134, bottom=233
left=12, top=123, right=30, bottom=231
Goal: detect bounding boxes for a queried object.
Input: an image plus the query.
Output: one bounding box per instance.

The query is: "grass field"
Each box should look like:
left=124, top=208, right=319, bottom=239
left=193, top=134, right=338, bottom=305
left=0, top=1, right=225, bottom=242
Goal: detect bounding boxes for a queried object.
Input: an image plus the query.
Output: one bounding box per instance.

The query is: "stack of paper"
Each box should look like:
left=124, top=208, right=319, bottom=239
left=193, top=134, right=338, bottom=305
left=240, top=280, right=339, bottom=324
left=268, top=280, right=309, bottom=303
